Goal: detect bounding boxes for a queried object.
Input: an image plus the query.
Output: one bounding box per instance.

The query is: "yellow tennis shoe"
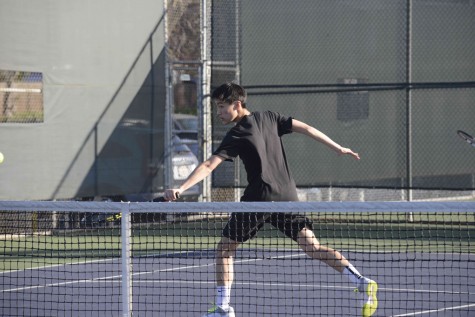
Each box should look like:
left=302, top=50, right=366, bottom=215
left=356, top=277, right=378, bottom=317
left=202, top=305, right=235, bottom=317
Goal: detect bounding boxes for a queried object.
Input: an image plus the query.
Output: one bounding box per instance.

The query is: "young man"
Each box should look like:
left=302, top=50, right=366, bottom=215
left=164, top=83, right=378, bottom=317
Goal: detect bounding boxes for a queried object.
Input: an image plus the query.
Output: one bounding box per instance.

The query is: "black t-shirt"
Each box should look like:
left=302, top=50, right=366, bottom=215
left=213, top=111, right=299, bottom=202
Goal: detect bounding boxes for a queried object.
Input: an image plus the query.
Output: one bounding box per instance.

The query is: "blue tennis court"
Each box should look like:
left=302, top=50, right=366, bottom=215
left=2, top=249, right=474, bottom=316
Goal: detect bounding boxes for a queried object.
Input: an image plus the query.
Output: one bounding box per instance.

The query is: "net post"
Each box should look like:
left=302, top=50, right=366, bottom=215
left=121, top=202, right=133, bottom=317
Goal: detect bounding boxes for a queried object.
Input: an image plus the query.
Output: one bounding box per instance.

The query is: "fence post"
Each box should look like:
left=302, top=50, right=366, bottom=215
left=406, top=0, right=414, bottom=222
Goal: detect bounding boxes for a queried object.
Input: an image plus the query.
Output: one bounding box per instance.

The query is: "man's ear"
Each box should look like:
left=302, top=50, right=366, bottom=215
left=233, top=100, right=242, bottom=110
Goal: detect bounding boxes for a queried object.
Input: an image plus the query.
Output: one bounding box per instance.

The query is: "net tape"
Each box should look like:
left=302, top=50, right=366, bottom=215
left=0, top=200, right=474, bottom=213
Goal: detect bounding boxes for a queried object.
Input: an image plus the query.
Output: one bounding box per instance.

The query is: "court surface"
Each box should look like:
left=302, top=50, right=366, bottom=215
left=1, top=249, right=474, bottom=317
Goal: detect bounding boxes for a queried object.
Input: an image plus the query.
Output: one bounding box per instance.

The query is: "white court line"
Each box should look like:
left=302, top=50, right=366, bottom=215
left=2, top=247, right=472, bottom=276
left=390, top=303, right=475, bottom=316
left=0, top=257, right=120, bottom=275
left=5, top=277, right=474, bottom=299
left=126, top=280, right=475, bottom=296
left=130, top=252, right=306, bottom=277
left=0, top=252, right=305, bottom=293
left=0, top=258, right=122, bottom=293
left=1, top=273, right=122, bottom=293
left=2, top=250, right=474, bottom=298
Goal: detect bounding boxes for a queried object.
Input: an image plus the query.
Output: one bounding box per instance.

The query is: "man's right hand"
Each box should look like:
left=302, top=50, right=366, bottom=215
left=163, top=189, right=181, bottom=201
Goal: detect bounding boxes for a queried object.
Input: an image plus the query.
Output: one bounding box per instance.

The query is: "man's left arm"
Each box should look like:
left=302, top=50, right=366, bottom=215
left=291, top=119, right=360, bottom=160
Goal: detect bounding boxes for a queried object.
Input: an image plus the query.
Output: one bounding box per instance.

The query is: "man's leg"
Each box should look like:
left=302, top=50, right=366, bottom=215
left=216, top=237, right=240, bottom=304
left=296, top=227, right=349, bottom=272
left=203, top=237, right=240, bottom=317
left=296, top=227, right=378, bottom=317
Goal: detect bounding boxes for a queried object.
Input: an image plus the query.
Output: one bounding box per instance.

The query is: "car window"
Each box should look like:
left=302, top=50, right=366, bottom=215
left=177, top=118, right=198, bottom=130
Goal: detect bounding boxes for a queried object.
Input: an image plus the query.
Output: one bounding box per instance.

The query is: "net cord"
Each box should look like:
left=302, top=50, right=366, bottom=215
left=0, top=200, right=474, bottom=214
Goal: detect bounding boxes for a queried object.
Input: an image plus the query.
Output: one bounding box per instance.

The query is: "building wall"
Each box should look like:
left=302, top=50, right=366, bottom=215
left=0, top=0, right=167, bottom=200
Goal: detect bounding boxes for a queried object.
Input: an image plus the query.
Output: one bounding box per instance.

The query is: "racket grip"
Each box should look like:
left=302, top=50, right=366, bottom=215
left=153, top=192, right=180, bottom=202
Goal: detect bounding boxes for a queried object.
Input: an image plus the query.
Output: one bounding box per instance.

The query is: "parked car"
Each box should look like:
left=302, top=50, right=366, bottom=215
left=173, top=113, right=198, bottom=158
left=78, top=118, right=199, bottom=202
left=170, top=134, right=199, bottom=193
left=72, top=117, right=200, bottom=226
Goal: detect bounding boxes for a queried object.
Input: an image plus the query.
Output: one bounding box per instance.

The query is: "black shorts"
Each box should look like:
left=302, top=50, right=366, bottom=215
left=222, top=212, right=313, bottom=243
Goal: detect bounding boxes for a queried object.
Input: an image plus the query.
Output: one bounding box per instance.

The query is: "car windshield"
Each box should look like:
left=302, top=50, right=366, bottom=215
left=176, top=118, right=197, bottom=130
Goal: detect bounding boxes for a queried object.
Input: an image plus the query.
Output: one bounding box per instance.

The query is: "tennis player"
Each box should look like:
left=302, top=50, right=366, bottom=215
left=164, top=82, right=378, bottom=317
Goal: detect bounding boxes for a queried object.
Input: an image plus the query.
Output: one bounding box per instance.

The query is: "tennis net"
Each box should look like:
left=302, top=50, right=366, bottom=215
left=0, top=200, right=474, bottom=316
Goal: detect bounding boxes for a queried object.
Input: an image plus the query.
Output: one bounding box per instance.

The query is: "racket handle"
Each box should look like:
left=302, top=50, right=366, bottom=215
left=153, top=192, right=180, bottom=202
left=106, top=193, right=179, bottom=222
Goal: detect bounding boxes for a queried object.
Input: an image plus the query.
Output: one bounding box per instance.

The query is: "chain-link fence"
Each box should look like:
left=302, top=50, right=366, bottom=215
left=167, top=0, right=475, bottom=201
left=205, top=0, right=475, bottom=201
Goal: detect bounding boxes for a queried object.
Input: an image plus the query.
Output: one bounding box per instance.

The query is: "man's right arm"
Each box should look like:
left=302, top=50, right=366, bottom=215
left=163, top=155, right=225, bottom=201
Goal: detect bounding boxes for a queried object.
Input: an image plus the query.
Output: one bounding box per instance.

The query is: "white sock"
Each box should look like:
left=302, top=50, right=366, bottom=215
left=343, top=263, right=363, bottom=286
left=216, top=286, right=231, bottom=309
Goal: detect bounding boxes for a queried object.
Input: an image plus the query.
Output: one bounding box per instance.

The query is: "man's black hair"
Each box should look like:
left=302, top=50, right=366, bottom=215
left=211, top=82, right=247, bottom=108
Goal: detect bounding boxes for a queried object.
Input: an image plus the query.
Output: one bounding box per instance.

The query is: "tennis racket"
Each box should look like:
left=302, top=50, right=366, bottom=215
left=457, top=130, right=475, bottom=147
left=105, top=195, right=177, bottom=222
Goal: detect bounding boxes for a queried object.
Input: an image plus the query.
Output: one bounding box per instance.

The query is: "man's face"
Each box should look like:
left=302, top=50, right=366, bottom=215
left=215, top=100, right=238, bottom=125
